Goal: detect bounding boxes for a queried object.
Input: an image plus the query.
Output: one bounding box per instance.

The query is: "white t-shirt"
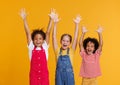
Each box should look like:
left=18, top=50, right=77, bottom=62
left=28, top=40, right=49, bottom=61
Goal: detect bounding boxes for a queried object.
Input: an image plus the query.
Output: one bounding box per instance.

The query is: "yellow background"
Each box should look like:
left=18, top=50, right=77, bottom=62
left=0, top=0, right=120, bottom=85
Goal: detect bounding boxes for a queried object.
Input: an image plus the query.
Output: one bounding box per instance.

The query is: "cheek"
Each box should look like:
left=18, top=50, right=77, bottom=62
left=40, top=39, right=44, bottom=43
left=61, top=41, right=64, bottom=44
left=92, top=47, right=95, bottom=51
left=86, top=46, right=89, bottom=49
left=67, top=42, right=71, bottom=45
left=33, top=40, right=37, bottom=43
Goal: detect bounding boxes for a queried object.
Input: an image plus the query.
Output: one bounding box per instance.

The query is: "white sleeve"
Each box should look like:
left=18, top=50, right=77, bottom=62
left=42, top=41, right=49, bottom=61
left=27, top=40, right=34, bottom=60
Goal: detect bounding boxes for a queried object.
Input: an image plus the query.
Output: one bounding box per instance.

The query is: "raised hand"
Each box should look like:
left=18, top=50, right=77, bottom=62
left=53, top=13, right=60, bottom=23
left=46, top=8, right=56, bottom=45
left=72, top=15, right=82, bottom=50
left=96, top=25, right=103, bottom=51
left=73, top=15, right=82, bottom=24
left=82, top=26, right=88, bottom=33
left=19, top=8, right=27, bottom=20
left=19, top=8, right=31, bottom=45
left=48, top=8, right=56, bottom=20
left=96, top=26, right=103, bottom=33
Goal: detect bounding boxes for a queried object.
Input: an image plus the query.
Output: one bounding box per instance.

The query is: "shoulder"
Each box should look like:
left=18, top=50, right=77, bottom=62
left=54, top=47, right=60, bottom=55
left=80, top=49, right=86, bottom=58
left=94, top=49, right=102, bottom=56
left=69, top=48, right=75, bottom=54
left=28, top=40, right=34, bottom=50
left=42, top=40, right=49, bottom=50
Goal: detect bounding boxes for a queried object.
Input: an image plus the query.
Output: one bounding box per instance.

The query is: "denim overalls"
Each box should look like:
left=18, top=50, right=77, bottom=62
left=55, top=48, right=74, bottom=85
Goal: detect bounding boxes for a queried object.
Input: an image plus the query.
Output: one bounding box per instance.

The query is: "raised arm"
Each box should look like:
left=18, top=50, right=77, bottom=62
left=96, top=26, right=103, bottom=52
left=79, top=26, right=88, bottom=51
left=20, top=8, right=31, bottom=45
left=72, top=15, right=81, bottom=50
left=52, top=12, right=60, bottom=51
left=45, top=9, right=55, bottom=44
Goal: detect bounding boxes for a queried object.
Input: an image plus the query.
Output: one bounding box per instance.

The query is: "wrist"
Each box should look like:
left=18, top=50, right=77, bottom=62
left=54, top=22, right=57, bottom=25
left=54, top=21, right=58, bottom=25
left=75, top=23, right=79, bottom=25
left=82, top=32, right=86, bottom=34
left=97, top=32, right=102, bottom=34
left=23, top=17, right=27, bottom=21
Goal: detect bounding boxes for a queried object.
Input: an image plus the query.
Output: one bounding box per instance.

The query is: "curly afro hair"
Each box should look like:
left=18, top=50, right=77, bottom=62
left=31, top=29, right=46, bottom=41
left=83, top=37, right=99, bottom=53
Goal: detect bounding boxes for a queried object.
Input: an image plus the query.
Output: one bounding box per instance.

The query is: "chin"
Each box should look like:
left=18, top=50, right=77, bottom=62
left=61, top=47, right=67, bottom=50
left=35, top=44, right=42, bottom=47
left=88, top=53, right=92, bottom=55
left=87, top=52, right=92, bottom=55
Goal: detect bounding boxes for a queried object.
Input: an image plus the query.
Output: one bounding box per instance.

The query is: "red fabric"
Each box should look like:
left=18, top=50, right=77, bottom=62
left=30, top=46, right=49, bottom=85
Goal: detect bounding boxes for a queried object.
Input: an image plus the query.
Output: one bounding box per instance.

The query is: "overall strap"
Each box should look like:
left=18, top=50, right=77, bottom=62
left=59, top=48, right=70, bottom=55
left=67, top=48, right=70, bottom=55
left=33, top=46, right=36, bottom=50
left=40, top=46, right=43, bottom=50
left=59, top=48, right=62, bottom=55
left=33, top=46, right=43, bottom=50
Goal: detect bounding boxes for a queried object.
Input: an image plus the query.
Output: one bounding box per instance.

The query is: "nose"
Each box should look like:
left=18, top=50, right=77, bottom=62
left=36, top=40, right=40, bottom=43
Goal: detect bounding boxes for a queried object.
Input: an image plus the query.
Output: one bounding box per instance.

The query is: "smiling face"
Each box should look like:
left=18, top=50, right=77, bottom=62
left=33, top=34, right=44, bottom=47
left=60, top=35, right=71, bottom=50
left=86, top=41, right=95, bottom=55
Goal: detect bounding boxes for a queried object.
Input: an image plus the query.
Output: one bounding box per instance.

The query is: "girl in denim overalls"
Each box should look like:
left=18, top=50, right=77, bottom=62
left=20, top=8, right=55, bottom=85
left=52, top=11, right=82, bottom=85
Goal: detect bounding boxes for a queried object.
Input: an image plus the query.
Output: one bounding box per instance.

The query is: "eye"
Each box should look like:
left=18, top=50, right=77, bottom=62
left=34, top=38, right=37, bottom=40
left=62, top=40, right=65, bottom=42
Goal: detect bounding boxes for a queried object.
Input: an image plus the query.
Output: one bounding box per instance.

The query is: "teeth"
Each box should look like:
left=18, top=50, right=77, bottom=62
left=88, top=50, right=91, bottom=52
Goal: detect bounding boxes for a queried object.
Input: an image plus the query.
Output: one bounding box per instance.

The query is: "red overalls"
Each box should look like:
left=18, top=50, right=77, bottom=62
left=30, top=46, right=49, bottom=85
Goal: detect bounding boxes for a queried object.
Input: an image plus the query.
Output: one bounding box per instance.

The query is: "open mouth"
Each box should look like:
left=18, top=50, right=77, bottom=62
left=63, top=44, right=67, bottom=47
left=87, top=49, right=93, bottom=53
left=36, top=43, right=41, bottom=45
left=88, top=49, right=92, bottom=52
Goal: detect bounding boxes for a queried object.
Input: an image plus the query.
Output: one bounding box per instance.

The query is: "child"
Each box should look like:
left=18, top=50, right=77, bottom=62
left=79, top=26, right=103, bottom=85
left=52, top=11, right=82, bottom=85
left=20, top=8, right=55, bottom=85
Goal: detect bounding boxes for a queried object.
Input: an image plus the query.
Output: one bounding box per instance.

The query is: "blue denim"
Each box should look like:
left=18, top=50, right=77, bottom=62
left=55, top=48, right=75, bottom=85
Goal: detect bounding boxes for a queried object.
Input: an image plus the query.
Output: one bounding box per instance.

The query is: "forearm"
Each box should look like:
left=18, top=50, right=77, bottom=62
left=72, top=24, right=79, bottom=50
left=23, top=19, right=31, bottom=44
left=98, top=32, right=103, bottom=50
left=24, top=19, right=30, bottom=33
left=79, top=32, right=85, bottom=50
left=52, top=23, right=58, bottom=50
left=46, top=18, right=52, bottom=44
left=46, top=18, right=52, bottom=34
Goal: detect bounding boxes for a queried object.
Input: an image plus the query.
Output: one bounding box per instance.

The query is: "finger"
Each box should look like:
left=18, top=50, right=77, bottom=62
left=51, top=8, right=54, bottom=13
left=51, top=8, right=56, bottom=13
left=76, top=15, right=81, bottom=19
left=23, top=8, right=26, bottom=12
left=82, top=27, right=86, bottom=30
left=21, top=8, right=24, bottom=13
left=76, top=14, right=81, bottom=18
left=53, top=8, right=56, bottom=13
left=19, top=9, right=23, bottom=17
left=56, top=12, right=58, bottom=15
